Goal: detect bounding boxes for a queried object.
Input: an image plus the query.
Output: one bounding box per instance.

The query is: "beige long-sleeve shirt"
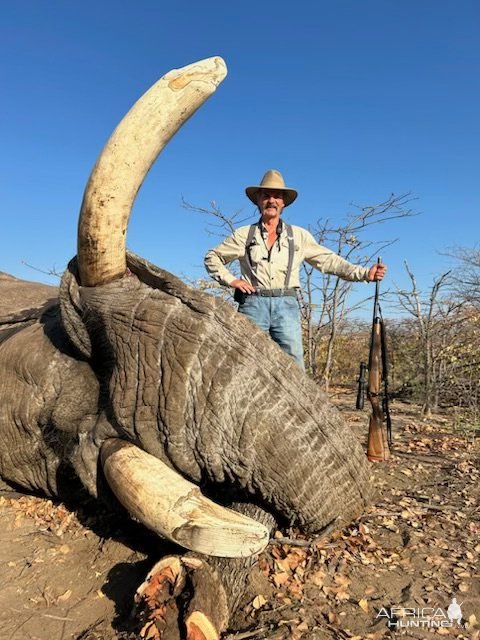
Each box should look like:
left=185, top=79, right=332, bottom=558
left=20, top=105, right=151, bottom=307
left=204, top=221, right=370, bottom=289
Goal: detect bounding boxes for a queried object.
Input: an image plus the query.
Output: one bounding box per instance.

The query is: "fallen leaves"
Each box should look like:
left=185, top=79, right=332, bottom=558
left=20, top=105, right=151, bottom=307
left=246, top=406, right=480, bottom=639
left=1, top=495, right=86, bottom=537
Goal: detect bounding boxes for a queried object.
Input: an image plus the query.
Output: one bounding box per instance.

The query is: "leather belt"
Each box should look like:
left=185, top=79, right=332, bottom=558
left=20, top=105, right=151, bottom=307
left=252, top=288, right=298, bottom=297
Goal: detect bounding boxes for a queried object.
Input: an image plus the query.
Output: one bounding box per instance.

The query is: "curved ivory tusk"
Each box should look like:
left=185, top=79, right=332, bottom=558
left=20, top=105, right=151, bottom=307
left=77, top=56, right=228, bottom=287
left=100, top=439, right=269, bottom=558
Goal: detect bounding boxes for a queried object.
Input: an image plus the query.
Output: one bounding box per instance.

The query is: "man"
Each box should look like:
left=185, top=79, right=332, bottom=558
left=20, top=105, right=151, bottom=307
left=204, top=170, right=386, bottom=369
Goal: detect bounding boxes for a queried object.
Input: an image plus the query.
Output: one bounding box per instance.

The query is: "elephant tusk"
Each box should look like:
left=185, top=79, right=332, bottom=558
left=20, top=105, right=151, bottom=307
left=77, top=56, right=227, bottom=287
left=100, top=438, right=270, bottom=558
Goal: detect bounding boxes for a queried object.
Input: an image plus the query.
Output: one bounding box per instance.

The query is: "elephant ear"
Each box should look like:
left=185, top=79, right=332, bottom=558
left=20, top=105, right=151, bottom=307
left=0, top=273, right=57, bottom=333
left=59, top=252, right=215, bottom=360
left=59, top=258, right=93, bottom=360
left=126, top=251, right=219, bottom=315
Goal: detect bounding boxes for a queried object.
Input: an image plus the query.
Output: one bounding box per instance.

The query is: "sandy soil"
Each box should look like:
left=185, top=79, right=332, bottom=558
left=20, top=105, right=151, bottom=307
left=1, top=399, right=479, bottom=640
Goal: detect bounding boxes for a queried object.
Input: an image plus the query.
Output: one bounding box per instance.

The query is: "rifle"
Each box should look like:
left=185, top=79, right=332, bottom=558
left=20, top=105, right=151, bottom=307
left=366, top=258, right=392, bottom=462
left=356, top=361, right=368, bottom=410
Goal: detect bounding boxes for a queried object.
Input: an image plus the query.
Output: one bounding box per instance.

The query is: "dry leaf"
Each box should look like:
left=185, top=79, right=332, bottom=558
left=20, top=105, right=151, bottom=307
left=271, top=546, right=283, bottom=559
left=287, top=551, right=306, bottom=571
left=273, top=572, right=290, bottom=587
left=288, top=581, right=304, bottom=597
left=311, top=570, right=326, bottom=586
left=335, top=588, right=350, bottom=601
left=252, top=595, right=267, bottom=609
left=334, top=574, right=351, bottom=588
left=467, top=614, right=478, bottom=629
left=295, top=566, right=305, bottom=579
left=274, top=558, right=291, bottom=572
left=358, top=598, right=369, bottom=613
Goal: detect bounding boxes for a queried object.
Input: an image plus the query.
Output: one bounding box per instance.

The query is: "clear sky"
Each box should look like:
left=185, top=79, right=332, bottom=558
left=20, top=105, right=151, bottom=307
left=2, top=1, right=479, bottom=311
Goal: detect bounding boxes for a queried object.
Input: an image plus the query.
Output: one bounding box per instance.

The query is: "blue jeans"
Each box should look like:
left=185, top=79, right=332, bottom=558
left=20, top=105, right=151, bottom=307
left=238, top=295, right=305, bottom=369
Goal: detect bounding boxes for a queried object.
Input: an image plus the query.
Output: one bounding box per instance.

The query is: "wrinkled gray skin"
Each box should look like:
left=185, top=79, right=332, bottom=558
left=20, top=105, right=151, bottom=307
left=0, top=252, right=370, bottom=534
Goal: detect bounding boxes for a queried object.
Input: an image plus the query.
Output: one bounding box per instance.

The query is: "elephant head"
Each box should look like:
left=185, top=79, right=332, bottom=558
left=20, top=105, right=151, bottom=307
left=0, top=57, right=370, bottom=563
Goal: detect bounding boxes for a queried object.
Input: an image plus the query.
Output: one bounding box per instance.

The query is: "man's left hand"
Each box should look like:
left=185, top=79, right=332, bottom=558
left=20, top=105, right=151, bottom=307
left=368, top=263, right=387, bottom=281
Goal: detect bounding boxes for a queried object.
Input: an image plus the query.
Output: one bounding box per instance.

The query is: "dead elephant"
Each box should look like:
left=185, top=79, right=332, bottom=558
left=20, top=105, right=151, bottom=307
left=0, top=57, right=370, bottom=639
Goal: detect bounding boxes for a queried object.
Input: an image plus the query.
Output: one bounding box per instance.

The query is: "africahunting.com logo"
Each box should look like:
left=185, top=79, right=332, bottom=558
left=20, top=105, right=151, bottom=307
left=376, top=598, right=463, bottom=629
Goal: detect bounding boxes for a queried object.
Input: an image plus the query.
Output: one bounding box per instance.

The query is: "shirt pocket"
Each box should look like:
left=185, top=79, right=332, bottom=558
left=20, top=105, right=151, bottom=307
left=249, top=244, right=267, bottom=264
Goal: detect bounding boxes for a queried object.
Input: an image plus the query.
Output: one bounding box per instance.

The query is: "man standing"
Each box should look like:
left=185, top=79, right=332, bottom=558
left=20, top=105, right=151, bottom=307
left=204, top=170, right=386, bottom=369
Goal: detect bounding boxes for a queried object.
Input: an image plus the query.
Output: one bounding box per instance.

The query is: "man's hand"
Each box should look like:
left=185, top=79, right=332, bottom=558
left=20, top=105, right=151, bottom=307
left=368, top=263, right=387, bottom=282
left=231, top=279, right=256, bottom=294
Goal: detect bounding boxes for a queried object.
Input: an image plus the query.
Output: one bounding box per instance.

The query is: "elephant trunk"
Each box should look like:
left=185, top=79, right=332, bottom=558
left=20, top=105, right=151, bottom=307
left=202, top=363, right=371, bottom=533
left=249, top=394, right=371, bottom=531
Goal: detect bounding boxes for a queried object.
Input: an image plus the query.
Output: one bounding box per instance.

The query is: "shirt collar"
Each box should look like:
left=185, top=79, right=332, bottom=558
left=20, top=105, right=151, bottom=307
left=259, top=217, right=284, bottom=237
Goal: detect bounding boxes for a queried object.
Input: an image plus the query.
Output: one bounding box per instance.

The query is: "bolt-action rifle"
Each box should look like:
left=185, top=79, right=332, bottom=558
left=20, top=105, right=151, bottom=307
left=356, top=361, right=368, bottom=410
left=366, top=258, right=392, bottom=462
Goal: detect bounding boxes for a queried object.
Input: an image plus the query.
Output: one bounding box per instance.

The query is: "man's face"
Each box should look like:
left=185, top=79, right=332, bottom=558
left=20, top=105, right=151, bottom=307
left=257, top=189, right=285, bottom=219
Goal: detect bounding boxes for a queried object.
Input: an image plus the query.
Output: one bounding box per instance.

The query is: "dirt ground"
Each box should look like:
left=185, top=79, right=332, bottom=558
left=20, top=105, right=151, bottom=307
left=1, top=397, right=479, bottom=640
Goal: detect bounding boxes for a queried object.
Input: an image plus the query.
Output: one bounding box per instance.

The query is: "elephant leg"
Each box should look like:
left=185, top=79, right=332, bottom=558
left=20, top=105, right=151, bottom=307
left=134, top=504, right=276, bottom=639
left=135, top=555, right=228, bottom=640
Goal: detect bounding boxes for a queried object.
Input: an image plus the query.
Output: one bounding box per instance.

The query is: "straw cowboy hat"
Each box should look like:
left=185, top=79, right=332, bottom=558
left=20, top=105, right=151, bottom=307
left=245, top=169, right=298, bottom=207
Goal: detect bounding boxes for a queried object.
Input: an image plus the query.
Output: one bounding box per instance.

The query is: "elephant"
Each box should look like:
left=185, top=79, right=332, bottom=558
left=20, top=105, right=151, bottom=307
left=0, top=57, right=370, bottom=639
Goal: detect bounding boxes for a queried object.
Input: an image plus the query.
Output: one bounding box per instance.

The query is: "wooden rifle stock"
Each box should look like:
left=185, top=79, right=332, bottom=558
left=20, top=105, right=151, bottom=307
left=366, top=259, right=391, bottom=462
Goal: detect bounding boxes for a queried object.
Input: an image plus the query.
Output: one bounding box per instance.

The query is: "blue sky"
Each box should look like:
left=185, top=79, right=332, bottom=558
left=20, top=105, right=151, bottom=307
left=2, top=1, right=479, bottom=313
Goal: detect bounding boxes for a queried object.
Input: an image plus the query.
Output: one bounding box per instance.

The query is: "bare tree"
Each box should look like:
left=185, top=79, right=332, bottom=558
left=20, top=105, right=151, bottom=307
left=446, top=245, right=480, bottom=308
left=393, top=262, right=460, bottom=415
left=21, top=262, right=63, bottom=280
left=182, top=197, right=253, bottom=237
left=301, top=193, right=417, bottom=387
left=180, top=198, right=256, bottom=300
